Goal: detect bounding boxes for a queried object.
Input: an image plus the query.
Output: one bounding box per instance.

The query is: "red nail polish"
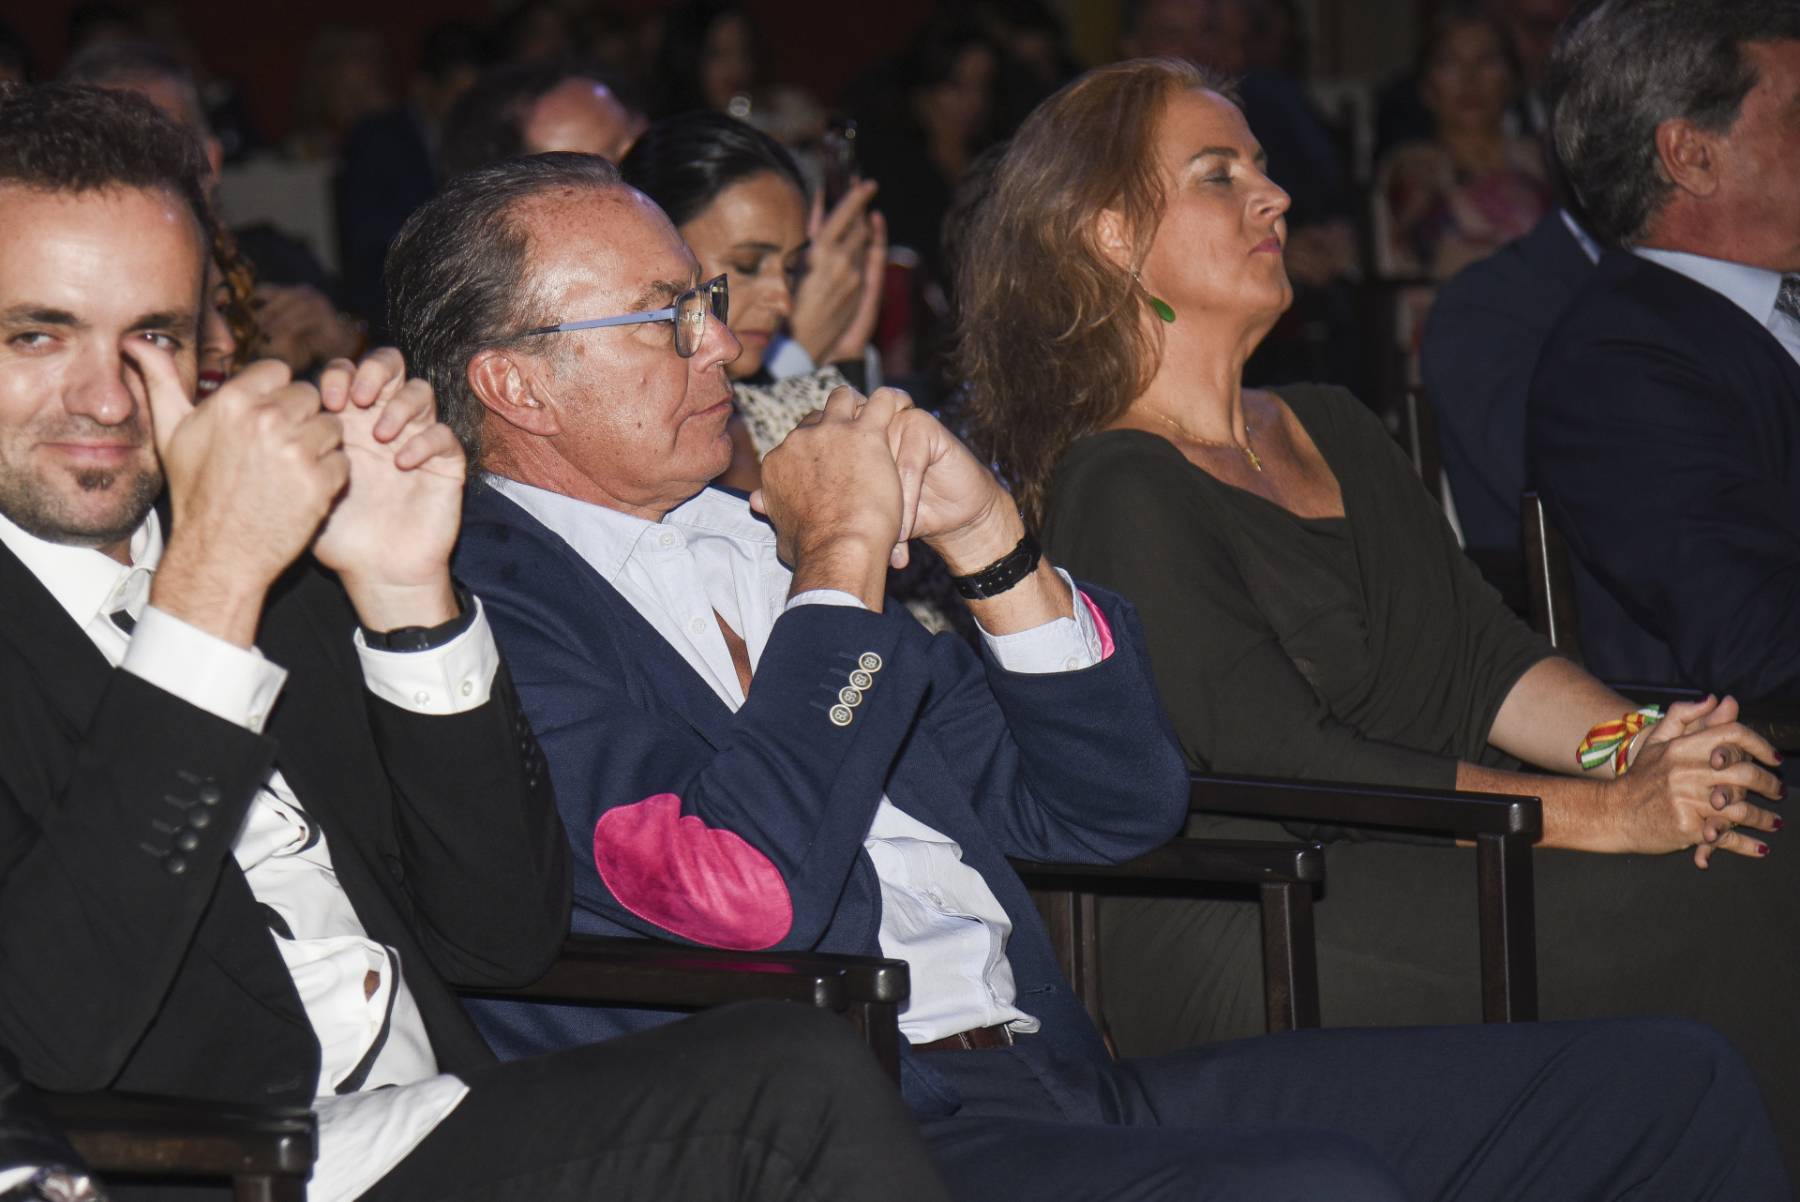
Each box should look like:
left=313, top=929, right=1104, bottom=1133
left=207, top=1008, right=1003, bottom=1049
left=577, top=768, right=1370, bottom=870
left=1759, top=844, right=1772, bottom=857
left=1776, top=818, right=1786, bottom=832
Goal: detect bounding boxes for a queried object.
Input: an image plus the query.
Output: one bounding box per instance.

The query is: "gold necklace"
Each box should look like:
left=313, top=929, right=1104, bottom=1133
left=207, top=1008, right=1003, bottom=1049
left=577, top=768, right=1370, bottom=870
left=1140, top=408, right=1264, bottom=472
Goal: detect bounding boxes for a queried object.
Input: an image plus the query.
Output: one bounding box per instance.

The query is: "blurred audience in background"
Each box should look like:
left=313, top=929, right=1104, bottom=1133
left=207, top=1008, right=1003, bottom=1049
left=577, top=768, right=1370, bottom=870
left=1375, top=4, right=1551, bottom=282
left=288, top=26, right=391, bottom=162
left=337, top=22, right=490, bottom=334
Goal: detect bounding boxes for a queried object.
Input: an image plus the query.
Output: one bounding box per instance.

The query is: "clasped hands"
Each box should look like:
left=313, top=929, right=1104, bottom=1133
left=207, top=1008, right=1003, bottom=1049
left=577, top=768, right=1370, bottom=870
left=751, top=385, right=1062, bottom=631
left=1613, top=694, right=1784, bottom=868
left=125, top=344, right=463, bottom=648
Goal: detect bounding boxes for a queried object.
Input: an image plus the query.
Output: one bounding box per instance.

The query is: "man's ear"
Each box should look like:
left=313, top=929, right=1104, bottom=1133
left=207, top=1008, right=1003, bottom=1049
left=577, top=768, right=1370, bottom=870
left=1093, top=208, right=1134, bottom=270
left=1655, top=117, right=1721, bottom=199
left=468, top=348, right=561, bottom=436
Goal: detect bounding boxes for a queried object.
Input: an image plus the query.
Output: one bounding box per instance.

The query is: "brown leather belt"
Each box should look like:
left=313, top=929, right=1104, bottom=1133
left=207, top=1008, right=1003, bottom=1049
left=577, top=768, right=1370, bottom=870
left=914, top=1024, right=1016, bottom=1052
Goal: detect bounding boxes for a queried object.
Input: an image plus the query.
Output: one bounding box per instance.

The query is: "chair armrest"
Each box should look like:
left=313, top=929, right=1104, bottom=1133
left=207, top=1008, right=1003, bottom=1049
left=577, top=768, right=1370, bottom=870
left=1013, top=838, right=1324, bottom=889
left=1192, top=773, right=1541, bottom=840
left=44, top=1091, right=315, bottom=1182
left=461, top=937, right=912, bottom=1085
left=460, top=935, right=859, bottom=1011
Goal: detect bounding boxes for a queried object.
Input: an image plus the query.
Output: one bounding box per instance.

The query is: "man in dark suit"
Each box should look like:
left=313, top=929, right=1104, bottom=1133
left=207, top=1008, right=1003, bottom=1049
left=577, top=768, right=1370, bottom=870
left=0, top=83, right=950, bottom=1202
left=1421, top=207, right=1597, bottom=590
left=394, top=149, right=1792, bottom=1200
left=1529, top=0, right=1800, bottom=698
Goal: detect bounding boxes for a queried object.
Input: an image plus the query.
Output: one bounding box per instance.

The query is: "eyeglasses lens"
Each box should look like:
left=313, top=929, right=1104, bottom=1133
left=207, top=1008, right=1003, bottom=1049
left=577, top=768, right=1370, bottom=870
left=674, top=278, right=729, bottom=358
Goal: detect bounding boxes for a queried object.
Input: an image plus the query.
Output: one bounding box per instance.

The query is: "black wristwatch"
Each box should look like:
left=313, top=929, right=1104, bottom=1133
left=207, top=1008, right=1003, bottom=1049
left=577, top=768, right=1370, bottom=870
left=949, top=533, right=1042, bottom=600
left=360, top=583, right=476, bottom=652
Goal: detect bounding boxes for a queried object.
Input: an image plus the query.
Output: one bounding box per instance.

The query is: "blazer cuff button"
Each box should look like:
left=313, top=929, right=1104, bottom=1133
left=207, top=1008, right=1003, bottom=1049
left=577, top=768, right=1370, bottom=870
left=829, top=705, right=854, bottom=727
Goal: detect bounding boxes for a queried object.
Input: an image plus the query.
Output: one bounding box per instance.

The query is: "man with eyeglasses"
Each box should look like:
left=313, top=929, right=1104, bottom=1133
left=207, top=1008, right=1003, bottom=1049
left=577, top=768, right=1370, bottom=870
left=394, top=150, right=1791, bottom=1200
left=0, top=85, right=951, bottom=1202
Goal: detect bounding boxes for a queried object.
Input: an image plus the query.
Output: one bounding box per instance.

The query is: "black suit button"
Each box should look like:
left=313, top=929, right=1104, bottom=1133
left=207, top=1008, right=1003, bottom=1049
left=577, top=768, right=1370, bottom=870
left=174, top=830, right=200, bottom=852
left=163, top=854, right=190, bottom=876
left=197, top=784, right=222, bottom=807
left=187, top=808, right=213, bottom=829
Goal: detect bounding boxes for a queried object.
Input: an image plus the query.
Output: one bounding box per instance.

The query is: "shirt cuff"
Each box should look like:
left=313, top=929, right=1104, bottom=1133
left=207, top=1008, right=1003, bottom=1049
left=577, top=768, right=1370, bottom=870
left=978, top=568, right=1104, bottom=675
left=123, top=605, right=288, bottom=732
left=785, top=588, right=871, bottom=613
left=0, top=1167, right=41, bottom=1195
left=353, top=596, right=499, bottom=714
left=765, top=335, right=817, bottom=381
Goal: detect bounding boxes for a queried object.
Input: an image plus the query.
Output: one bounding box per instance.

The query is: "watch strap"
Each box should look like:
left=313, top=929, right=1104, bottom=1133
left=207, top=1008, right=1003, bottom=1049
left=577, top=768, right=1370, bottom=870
left=949, top=533, right=1042, bottom=600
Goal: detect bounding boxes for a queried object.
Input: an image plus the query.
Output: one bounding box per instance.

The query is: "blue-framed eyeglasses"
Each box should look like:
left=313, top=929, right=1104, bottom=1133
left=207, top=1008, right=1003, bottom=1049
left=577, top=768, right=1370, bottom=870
left=518, top=274, right=729, bottom=358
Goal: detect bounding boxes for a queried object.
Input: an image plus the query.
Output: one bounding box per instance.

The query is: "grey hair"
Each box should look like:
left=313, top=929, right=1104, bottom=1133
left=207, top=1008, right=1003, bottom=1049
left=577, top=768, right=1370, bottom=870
left=1549, top=0, right=1800, bottom=247
left=385, top=151, right=623, bottom=469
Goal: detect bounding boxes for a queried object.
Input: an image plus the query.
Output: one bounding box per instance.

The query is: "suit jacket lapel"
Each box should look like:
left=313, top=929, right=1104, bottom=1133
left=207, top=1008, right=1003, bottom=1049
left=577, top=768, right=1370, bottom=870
left=470, top=484, right=739, bottom=749
left=0, top=539, right=114, bottom=735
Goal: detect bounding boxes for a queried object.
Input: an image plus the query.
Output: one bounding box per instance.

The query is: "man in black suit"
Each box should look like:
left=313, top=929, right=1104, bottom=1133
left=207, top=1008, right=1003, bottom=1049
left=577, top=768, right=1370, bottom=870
left=1421, top=207, right=1597, bottom=594
left=0, top=82, right=946, bottom=1202
left=1529, top=0, right=1800, bottom=698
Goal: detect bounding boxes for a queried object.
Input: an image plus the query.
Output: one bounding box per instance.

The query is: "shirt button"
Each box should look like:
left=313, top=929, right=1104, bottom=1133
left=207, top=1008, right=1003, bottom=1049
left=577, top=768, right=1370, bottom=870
left=248, top=709, right=267, bottom=727
left=659, top=531, right=677, bottom=549
left=459, top=680, right=474, bottom=698
left=690, top=616, right=708, bottom=634
left=413, top=690, right=431, bottom=706
left=1063, top=656, right=1082, bottom=671
left=926, top=890, right=945, bottom=907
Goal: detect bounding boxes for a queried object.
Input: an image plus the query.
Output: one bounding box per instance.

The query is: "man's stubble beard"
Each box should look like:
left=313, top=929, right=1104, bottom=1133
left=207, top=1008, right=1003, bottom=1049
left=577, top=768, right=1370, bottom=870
left=0, top=456, right=163, bottom=550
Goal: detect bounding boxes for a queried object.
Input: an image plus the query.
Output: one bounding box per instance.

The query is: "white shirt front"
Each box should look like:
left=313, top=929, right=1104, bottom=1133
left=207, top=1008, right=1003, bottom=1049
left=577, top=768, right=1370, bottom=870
left=487, top=476, right=1104, bottom=1042
left=1634, top=246, right=1800, bottom=367
left=0, top=509, right=497, bottom=1202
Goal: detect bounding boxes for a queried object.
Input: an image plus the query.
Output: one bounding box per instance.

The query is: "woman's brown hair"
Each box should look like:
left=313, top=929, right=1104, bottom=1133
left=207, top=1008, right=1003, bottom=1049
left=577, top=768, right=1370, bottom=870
left=952, top=57, right=1229, bottom=530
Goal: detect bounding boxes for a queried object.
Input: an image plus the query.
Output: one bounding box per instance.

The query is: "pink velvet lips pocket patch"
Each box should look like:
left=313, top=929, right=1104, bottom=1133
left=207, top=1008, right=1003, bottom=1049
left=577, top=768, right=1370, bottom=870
left=593, top=793, right=793, bottom=949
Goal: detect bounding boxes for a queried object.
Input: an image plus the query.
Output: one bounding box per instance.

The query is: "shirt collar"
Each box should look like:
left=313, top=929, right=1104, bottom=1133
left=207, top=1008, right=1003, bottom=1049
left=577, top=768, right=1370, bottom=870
left=1633, top=247, right=1785, bottom=330
left=482, top=474, right=773, bottom=584
left=0, top=507, right=162, bottom=630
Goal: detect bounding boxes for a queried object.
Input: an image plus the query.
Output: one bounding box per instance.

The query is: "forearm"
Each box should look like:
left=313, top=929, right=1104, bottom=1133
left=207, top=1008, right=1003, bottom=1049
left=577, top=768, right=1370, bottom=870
left=1486, top=656, right=1636, bottom=778
left=1454, top=759, right=1620, bottom=852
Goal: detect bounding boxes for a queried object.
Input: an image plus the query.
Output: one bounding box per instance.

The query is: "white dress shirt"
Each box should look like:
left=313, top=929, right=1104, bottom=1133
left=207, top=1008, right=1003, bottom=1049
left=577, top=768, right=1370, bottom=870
left=0, top=509, right=499, bottom=1202
left=487, top=475, right=1105, bottom=1042
left=1635, top=247, right=1800, bottom=367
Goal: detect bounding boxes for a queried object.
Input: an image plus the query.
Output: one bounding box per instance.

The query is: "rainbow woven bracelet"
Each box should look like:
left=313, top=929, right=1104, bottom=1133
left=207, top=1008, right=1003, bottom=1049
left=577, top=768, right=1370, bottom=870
left=1576, top=705, right=1665, bottom=776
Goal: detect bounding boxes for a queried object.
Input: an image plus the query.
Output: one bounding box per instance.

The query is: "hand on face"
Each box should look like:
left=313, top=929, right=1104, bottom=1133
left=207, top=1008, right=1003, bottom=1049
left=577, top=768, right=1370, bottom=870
left=790, top=180, right=882, bottom=365
left=312, top=350, right=464, bottom=630
left=127, top=344, right=346, bottom=645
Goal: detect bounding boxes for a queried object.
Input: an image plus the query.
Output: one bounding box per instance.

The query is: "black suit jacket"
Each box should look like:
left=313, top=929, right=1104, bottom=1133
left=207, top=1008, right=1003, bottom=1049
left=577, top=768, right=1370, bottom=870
left=0, top=541, right=569, bottom=1104
left=1528, top=250, right=1800, bottom=699
left=1422, top=210, right=1595, bottom=561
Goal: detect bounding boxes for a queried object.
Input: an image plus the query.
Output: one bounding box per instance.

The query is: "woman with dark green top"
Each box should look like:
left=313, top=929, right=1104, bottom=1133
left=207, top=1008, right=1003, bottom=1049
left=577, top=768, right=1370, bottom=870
left=954, top=56, right=1800, bottom=1158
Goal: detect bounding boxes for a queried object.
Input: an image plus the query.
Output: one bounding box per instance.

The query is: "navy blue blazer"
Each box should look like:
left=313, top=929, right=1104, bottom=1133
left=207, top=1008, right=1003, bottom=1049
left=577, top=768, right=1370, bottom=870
left=1422, top=211, right=1595, bottom=562
left=452, top=483, right=1189, bottom=1113
left=1528, top=251, right=1800, bottom=699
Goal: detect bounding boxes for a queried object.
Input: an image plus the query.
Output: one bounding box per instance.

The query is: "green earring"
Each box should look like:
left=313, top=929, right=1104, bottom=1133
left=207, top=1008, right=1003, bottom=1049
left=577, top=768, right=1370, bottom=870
left=1149, top=294, right=1176, bottom=323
